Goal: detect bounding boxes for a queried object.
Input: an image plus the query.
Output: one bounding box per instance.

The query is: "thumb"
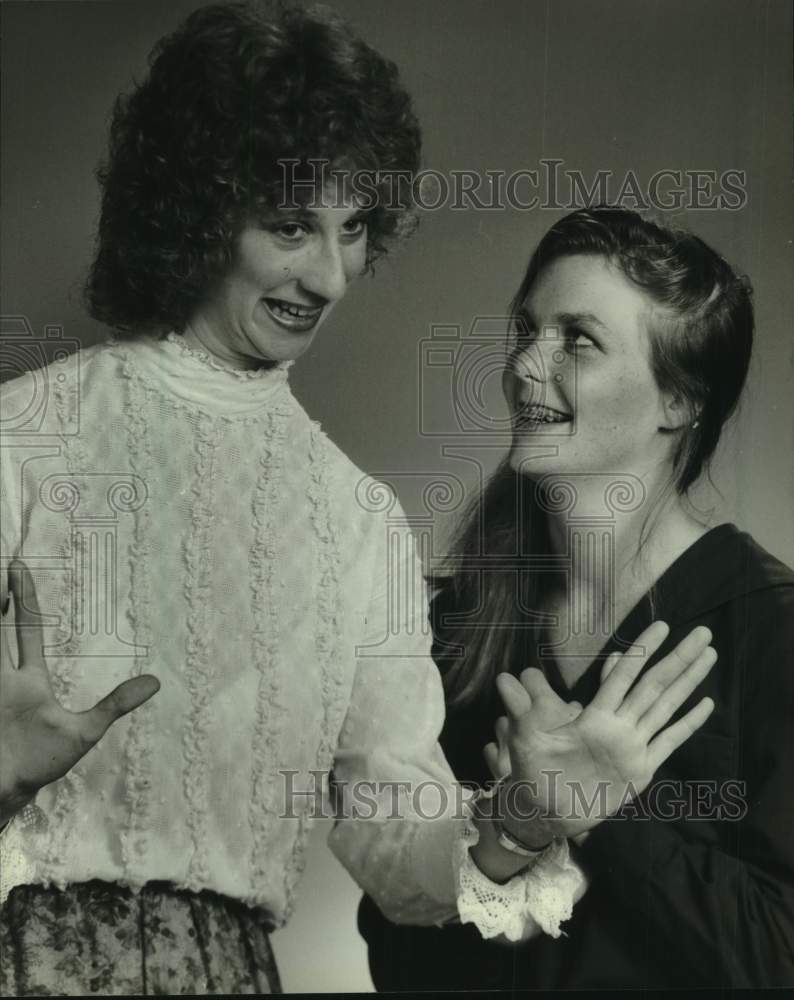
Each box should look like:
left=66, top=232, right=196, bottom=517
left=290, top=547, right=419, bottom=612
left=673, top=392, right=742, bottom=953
left=9, top=560, right=45, bottom=668
left=80, top=674, right=160, bottom=745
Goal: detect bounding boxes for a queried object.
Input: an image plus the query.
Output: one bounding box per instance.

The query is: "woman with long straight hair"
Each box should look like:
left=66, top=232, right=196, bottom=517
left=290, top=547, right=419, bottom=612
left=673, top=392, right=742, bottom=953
left=360, top=206, right=794, bottom=989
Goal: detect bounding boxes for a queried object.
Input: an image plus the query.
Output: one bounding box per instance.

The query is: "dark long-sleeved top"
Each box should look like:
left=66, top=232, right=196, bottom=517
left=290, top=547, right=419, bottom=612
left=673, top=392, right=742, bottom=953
left=358, top=524, right=794, bottom=989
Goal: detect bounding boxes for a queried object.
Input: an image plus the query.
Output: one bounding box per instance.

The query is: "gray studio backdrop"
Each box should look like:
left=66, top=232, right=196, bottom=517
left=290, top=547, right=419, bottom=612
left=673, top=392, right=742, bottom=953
left=2, top=0, right=792, bottom=991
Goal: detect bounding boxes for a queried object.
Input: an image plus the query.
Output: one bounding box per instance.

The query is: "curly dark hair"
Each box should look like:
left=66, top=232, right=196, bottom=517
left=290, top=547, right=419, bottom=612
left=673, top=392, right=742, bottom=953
left=85, top=1, right=423, bottom=334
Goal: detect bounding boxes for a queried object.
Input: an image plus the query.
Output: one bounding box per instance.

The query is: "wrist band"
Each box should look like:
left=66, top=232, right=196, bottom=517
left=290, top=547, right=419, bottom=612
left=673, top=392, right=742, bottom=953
left=469, top=778, right=556, bottom=858
left=492, top=816, right=554, bottom=858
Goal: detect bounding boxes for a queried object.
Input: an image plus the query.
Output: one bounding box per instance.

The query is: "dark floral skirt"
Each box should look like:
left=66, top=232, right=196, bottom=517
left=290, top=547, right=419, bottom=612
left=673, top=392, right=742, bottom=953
left=0, top=880, right=282, bottom=996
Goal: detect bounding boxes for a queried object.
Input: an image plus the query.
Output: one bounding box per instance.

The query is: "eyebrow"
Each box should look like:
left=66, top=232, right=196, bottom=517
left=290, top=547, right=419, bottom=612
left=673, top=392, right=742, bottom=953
left=557, top=311, right=608, bottom=331
left=263, top=205, right=369, bottom=223
left=517, top=308, right=609, bottom=333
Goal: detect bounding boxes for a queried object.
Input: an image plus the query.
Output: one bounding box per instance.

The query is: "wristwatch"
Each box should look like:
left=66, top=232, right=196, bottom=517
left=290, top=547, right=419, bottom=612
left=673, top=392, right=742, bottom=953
left=493, top=817, right=554, bottom=858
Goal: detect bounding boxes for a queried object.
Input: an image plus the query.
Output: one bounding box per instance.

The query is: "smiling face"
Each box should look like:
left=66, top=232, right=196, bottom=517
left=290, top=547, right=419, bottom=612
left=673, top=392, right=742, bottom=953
left=183, top=195, right=368, bottom=368
left=503, top=254, right=679, bottom=483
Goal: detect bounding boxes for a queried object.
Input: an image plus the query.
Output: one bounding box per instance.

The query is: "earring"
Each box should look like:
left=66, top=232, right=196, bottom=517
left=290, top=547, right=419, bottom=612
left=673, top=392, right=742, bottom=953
left=692, top=420, right=700, bottom=429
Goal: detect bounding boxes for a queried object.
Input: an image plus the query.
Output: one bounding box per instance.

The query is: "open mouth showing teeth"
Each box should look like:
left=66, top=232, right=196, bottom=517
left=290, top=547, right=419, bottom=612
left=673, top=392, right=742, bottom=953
left=515, top=404, right=572, bottom=426
left=263, top=297, right=323, bottom=329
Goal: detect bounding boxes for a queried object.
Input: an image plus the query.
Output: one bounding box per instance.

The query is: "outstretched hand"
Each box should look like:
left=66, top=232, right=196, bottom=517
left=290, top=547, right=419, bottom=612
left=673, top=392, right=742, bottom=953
left=0, top=560, right=159, bottom=825
left=486, top=621, right=715, bottom=840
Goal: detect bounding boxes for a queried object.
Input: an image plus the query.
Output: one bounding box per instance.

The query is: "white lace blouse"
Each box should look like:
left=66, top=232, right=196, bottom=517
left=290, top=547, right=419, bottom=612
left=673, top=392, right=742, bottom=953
left=0, top=334, right=583, bottom=938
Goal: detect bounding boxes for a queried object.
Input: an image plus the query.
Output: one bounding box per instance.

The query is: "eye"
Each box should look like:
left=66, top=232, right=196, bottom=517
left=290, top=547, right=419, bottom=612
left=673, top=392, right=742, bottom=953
left=272, top=221, right=309, bottom=242
left=566, top=326, right=598, bottom=352
left=341, top=217, right=367, bottom=240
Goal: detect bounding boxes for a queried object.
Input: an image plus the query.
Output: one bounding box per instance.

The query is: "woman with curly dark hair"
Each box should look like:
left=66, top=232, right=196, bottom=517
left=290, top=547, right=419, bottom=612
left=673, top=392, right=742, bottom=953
left=85, top=2, right=420, bottom=336
left=0, top=6, right=719, bottom=993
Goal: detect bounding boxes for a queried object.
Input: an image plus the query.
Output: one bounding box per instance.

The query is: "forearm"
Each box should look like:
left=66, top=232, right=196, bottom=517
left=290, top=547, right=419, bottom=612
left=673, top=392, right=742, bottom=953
left=468, top=814, right=531, bottom=883
left=468, top=798, right=558, bottom=883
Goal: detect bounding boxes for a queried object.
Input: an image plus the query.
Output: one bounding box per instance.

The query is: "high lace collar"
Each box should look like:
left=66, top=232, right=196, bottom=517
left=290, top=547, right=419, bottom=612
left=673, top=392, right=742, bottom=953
left=110, top=333, right=294, bottom=419
left=163, top=332, right=294, bottom=381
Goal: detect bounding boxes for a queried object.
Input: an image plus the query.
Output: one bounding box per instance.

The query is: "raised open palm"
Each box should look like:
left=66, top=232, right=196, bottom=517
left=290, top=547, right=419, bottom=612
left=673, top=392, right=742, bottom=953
left=490, top=621, right=716, bottom=840
left=0, top=560, right=159, bottom=825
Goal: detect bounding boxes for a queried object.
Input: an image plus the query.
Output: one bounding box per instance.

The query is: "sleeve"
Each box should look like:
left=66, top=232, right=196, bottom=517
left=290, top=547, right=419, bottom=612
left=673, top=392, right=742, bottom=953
left=574, top=585, right=794, bottom=987
left=1, top=364, right=72, bottom=603
left=0, top=373, right=57, bottom=900
left=326, top=500, right=585, bottom=940
left=0, top=379, right=26, bottom=605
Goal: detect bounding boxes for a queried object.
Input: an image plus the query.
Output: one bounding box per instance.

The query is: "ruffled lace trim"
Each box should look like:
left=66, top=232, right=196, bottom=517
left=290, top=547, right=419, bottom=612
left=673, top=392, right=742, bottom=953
left=0, top=805, right=48, bottom=903
left=33, top=383, right=90, bottom=890
left=454, top=817, right=585, bottom=941
left=281, top=424, right=348, bottom=917
left=119, top=365, right=156, bottom=883
left=164, top=332, right=293, bottom=382
left=246, top=405, right=290, bottom=905
left=109, top=339, right=294, bottom=426
left=181, top=414, right=222, bottom=892
left=307, top=425, right=348, bottom=766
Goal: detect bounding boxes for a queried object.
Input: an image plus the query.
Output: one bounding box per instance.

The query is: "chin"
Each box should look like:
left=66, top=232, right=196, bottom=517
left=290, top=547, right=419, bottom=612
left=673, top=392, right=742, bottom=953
left=507, top=442, right=570, bottom=479
left=251, top=333, right=317, bottom=364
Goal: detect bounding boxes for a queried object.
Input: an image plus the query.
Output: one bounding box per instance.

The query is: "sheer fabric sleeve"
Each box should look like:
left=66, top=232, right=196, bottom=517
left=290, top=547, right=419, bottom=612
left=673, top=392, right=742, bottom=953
left=326, top=501, right=585, bottom=939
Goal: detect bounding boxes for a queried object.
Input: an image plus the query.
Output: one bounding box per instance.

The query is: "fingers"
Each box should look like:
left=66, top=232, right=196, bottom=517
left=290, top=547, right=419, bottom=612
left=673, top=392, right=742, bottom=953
left=80, top=674, right=160, bottom=746
left=520, top=667, right=553, bottom=701
left=483, top=720, right=510, bottom=782
left=618, top=625, right=712, bottom=722
left=646, top=696, right=715, bottom=769
left=483, top=741, right=502, bottom=780
left=589, top=621, right=669, bottom=712
left=495, top=672, right=532, bottom=721
left=637, top=644, right=717, bottom=737
left=519, top=667, right=566, bottom=712
left=600, top=651, right=621, bottom=683
left=8, top=560, right=46, bottom=671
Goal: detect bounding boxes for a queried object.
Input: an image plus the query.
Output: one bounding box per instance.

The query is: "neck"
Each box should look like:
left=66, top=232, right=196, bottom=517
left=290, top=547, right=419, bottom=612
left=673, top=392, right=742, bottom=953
left=540, top=469, right=706, bottom=610
left=181, top=317, right=277, bottom=372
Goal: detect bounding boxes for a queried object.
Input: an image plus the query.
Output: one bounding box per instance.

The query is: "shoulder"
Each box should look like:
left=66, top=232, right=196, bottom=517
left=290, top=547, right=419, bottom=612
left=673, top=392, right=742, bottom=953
left=305, top=423, right=406, bottom=523
left=1, top=339, right=118, bottom=435
left=687, top=529, right=794, bottom=701
left=713, top=528, right=794, bottom=628
left=660, top=523, right=794, bottom=626
left=731, top=529, right=794, bottom=591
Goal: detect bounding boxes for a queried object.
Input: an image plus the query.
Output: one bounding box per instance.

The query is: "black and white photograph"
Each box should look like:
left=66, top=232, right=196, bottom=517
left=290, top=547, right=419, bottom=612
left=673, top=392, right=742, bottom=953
left=1, top=0, right=792, bottom=993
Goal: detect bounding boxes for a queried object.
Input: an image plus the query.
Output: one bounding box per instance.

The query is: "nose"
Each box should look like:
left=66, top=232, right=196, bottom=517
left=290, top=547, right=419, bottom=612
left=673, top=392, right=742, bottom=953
left=298, top=236, right=349, bottom=303
left=512, top=329, right=569, bottom=384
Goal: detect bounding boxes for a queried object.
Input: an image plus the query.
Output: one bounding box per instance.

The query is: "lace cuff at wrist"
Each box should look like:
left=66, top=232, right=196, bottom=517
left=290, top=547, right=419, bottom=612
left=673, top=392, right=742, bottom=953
left=0, top=803, right=46, bottom=905
left=453, top=814, right=585, bottom=941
